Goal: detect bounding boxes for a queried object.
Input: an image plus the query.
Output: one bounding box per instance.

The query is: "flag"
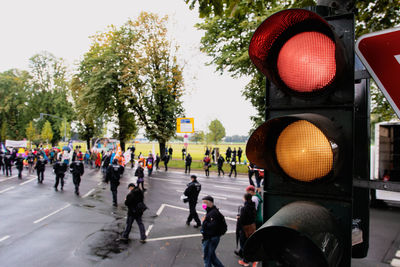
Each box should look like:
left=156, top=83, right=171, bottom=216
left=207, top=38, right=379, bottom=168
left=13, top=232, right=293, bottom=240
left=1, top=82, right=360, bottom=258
left=0, top=143, right=6, bottom=153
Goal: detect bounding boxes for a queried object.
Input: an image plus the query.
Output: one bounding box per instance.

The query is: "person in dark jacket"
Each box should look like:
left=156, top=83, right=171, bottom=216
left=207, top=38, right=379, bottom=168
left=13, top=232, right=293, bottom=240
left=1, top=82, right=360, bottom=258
left=248, top=162, right=256, bottom=186
left=4, top=152, right=13, bottom=177
left=15, top=155, right=24, bottom=179
left=53, top=157, right=68, bottom=191
left=70, top=158, right=85, bottom=195
left=121, top=183, right=146, bottom=242
left=203, top=156, right=211, bottom=177
left=217, top=155, right=225, bottom=176
left=229, top=158, right=237, bottom=178
left=155, top=153, right=160, bottom=170
left=182, top=147, right=186, bottom=160
left=238, top=147, right=243, bottom=164
left=0, top=152, right=5, bottom=175
left=106, top=159, right=124, bottom=207
left=168, top=146, right=173, bottom=158
left=185, top=153, right=192, bottom=174
left=201, top=195, right=225, bottom=267
left=237, top=193, right=257, bottom=266
left=27, top=151, right=35, bottom=174
left=163, top=154, right=169, bottom=171
left=135, top=162, right=145, bottom=191
left=225, top=147, right=232, bottom=162
left=130, top=146, right=136, bottom=168
left=184, top=175, right=202, bottom=227
left=35, top=155, right=47, bottom=183
left=102, top=151, right=111, bottom=176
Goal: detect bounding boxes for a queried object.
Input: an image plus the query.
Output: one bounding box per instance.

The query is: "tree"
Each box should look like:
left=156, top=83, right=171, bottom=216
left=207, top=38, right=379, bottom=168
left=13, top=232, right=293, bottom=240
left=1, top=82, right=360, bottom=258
left=207, top=119, right=226, bottom=144
left=185, top=0, right=400, bottom=131
left=26, top=121, right=36, bottom=148
left=190, top=131, right=205, bottom=143
left=77, top=27, right=138, bottom=151
left=59, top=120, right=71, bottom=141
left=41, top=120, right=53, bottom=146
left=28, top=52, right=75, bottom=144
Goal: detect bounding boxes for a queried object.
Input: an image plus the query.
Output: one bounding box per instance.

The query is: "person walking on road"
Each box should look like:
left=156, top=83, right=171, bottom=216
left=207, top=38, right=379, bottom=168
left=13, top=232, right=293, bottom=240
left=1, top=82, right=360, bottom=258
left=237, top=193, right=257, bottom=267
left=185, top=153, right=192, bottom=174
left=146, top=153, right=154, bottom=176
left=246, top=185, right=263, bottom=229
left=130, top=146, right=136, bottom=168
left=184, top=175, right=202, bottom=228
left=203, top=155, right=211, bottom=177
left=217, top=155, right=225, bottom=176
left=135, top=162, right=146, bottom=191
left=121, top=183, right=147, bottom=243
left=15, top=155, right=24, bottom=179
left=27, top=151, right=35, bottom=174
left=155, top=153, right=160, bottom=170
left=201, top=195, right=227, bottom=267
left=4, top=152, right=13, bottom=177
left=70, top=157, right=85, bottom=195
left=163, top=153, right=169, bottom=171
left=35, top=155, right=47, bottom=183
left=229, top=158, right=237, bottom=178
left=0, top=152, right=4, bottom=175
left=53, top=156, right=68, bottom=191
left=106, top=159, right=124, bottom=207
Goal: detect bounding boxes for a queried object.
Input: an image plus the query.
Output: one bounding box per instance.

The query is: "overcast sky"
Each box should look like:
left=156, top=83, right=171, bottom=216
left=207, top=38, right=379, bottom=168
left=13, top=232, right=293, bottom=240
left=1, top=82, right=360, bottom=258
left=0, top=0, right=256, bottom=136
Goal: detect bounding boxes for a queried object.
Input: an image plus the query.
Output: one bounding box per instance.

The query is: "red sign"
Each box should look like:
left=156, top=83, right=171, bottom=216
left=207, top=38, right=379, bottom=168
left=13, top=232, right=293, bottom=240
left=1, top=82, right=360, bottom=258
left=356, top=27, right=400, bottom=118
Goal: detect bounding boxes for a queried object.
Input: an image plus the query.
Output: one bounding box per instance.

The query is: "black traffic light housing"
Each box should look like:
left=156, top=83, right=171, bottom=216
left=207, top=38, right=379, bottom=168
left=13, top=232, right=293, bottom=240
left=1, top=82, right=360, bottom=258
left=244, top=6, right=369, bottom=267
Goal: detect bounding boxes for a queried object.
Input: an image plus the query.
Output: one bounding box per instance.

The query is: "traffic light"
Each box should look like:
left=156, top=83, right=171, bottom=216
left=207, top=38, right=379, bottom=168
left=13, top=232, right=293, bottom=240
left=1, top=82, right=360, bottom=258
left=243, top=7, right=368, bottom=267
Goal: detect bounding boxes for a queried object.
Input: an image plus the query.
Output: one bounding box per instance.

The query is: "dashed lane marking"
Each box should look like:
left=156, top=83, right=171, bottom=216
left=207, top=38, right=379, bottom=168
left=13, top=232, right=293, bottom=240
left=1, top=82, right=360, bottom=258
left=33, top=203, right=71, bottom=224
left=19, top=178, right=36, bottom=186
left=0, top=175, right=18, bottom=183
left=82, top=188, right=96, bottom=198
left=0, top=235, right=10, bottom=242
left=159, top=203, right=236, bottom=222
left=146, top=231, right=235, bottom=242
left=145, top=224, right=154, bottom=237
left=0, top=186, right=15, bottom=194
left=391, top=258, right=400, bottom=267
left=396, top=250, right=400, bottom=258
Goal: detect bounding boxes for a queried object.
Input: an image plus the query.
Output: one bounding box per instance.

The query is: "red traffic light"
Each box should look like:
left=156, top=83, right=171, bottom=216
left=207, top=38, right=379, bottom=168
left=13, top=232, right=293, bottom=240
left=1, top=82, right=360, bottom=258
left=246, top=113, right=344, bottom=182
left=249, top=9, right=347, bottom=96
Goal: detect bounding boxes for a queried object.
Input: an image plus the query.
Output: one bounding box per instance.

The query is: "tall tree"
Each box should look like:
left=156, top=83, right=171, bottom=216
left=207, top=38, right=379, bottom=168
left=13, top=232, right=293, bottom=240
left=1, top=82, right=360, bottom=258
left=126, top=13, right=185, bottom=157
left=185, top=0, right=400, bottom=131
left=207, top=119, right=226, bottom=144
left=0, top=69, right=32, bottom=141
left=77, top=28, right=137, bottom=151
left=28, top=52, right=75, bottom=144
left=41, top=120, right=53, bottom=146
left=26, top=121, right=36, bottom=148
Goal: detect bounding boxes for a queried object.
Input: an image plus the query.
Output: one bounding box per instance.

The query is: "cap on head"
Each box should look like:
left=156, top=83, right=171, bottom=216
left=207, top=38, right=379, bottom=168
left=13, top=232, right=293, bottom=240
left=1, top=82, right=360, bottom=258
left=202, top=195, right=214, bottom=203
left=246, top=185, right=256, bottom=192
left=128, top=183, right=135, bottom=188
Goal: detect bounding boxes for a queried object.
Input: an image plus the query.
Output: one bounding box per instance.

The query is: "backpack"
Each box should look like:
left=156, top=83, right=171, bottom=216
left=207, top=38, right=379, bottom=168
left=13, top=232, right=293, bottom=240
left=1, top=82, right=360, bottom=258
left=217, top=210, right=228, bottom=236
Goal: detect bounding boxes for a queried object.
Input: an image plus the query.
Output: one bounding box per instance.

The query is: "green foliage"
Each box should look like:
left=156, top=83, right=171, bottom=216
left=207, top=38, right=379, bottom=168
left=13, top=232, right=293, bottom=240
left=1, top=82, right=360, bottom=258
left=26, top=121, right=36, bottom=142
left=208, top=119, right=226, bottom=144
left=41, top=120, right=53, bottom=144
left=59, top=120, right=71, bottom=140
left=185, top=0, right=400, bottom=130
left=190, top=131, right=205, bottom=143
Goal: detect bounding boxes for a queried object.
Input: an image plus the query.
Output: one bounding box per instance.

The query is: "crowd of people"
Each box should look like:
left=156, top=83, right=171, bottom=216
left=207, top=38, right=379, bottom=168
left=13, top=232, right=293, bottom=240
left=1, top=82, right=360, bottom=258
left=0, top=143, right=264, bottom=266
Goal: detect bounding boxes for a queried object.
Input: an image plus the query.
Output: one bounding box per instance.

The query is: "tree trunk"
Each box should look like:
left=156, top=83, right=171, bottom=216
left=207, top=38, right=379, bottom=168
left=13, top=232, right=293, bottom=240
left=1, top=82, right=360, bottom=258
left=86, top=138, right=91, bottom=152
left=159, top=141, right=166, bottom=159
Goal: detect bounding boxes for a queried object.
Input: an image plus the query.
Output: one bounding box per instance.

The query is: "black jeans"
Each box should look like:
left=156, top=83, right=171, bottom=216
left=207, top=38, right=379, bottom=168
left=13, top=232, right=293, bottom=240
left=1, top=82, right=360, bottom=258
left=218, top=166, right=224, bottom=176
left=248, top=171, right=255, bottom=186
left=54, top=174, right=65, bottom=189
left=110, top=183, right=118, bottom=205
left=17, top=167, right=23, bottom=178
left=122, top=213, right=146, bottom=240
left=6, top=165, right=12, bottom=176
left=73, top=174, right=81, bottom=194
left=185, top=164, right=191, bottom=173
left=187, top=201, right=201, bottom=225
left=37, top=170, right=44, bottom=182
left=229, top=166, right=237, bottom=177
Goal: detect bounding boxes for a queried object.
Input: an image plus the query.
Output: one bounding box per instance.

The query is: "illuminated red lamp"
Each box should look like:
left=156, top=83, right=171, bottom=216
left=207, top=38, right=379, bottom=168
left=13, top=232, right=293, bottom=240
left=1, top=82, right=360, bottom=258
left=249, top=9, right=346, bottom=96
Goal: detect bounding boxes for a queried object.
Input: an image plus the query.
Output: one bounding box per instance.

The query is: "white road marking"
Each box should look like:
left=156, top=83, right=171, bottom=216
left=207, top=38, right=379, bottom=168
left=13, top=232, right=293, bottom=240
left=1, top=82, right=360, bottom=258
left=175, top=190, right=227, bottom=200
left=391, top=258, right=400, bottom=267
left=214, top=185, right=242, bottom=191
left=0, top=235, right=10, bottom=242
left=146, top=231, right=235, bottom=242
left=19, top=178, right=36, bottom=186
left=97, top=182, right=102, bottom=186
left=0, top=186, right=15, bottom=194
left=162, top=203, right=236, bottom=221
left=396, top=250, right=400, bottom=258
left=145, top=224, right=154, bottom=237
left=33, top=203, right=71, bottom=224
left=82, top=188, right=96, bottom=198
left=0, top=175, right=18, bottom=183
left=395, top=54, right=400, bottom=64
left=156, top=203, right=166, bottom=216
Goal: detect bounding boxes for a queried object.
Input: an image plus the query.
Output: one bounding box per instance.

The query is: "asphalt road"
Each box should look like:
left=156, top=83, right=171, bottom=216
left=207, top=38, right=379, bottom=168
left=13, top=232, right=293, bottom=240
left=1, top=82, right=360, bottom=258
left=1, top=165, right=400, bottom=267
